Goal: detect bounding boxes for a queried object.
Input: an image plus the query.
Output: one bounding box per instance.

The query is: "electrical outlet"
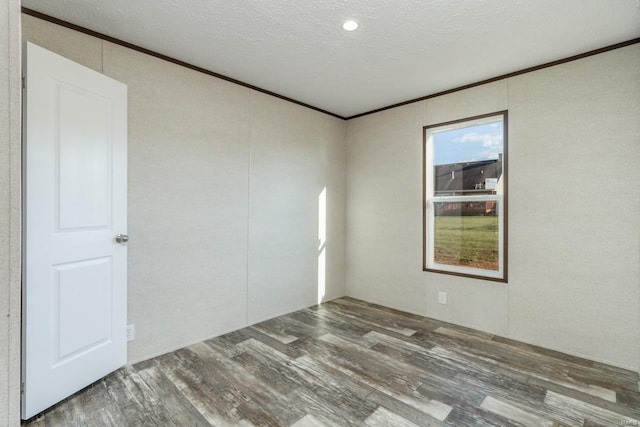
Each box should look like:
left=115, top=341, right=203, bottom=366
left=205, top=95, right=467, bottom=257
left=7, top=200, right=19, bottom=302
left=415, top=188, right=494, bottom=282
left=127, top=324, right=135, bottom=342
left=438, top=291, right=447, bottom=305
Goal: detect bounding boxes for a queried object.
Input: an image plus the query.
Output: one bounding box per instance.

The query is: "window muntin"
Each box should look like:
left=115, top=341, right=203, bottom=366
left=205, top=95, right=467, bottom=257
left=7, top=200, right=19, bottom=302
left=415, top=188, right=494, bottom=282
left=423, top=111, right=507, bottom=282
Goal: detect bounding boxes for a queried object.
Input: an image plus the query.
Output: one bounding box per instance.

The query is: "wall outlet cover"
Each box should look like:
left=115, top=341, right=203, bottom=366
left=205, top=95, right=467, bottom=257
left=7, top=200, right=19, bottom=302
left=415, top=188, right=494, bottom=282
left=438, top=292, right=447, bottom=305
left=126, top=324, right=135, bottom=342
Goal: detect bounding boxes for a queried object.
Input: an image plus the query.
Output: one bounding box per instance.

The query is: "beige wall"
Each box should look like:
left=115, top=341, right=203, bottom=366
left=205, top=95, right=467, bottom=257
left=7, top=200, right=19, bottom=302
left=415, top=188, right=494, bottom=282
left=346, top=45, right=640, bottom=370
left=22, top=14, right=346, bottom=363
left=1, top=1, right=21, bottom=425
left=16, top=15, right=640, bottom=420
left=248, top=91, right=346, bottom=323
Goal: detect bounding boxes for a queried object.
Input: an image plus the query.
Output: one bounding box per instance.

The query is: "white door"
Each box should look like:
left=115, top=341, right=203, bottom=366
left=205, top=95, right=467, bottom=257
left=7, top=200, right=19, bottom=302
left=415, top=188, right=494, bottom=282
left=22, top=42, right=128, bottom=420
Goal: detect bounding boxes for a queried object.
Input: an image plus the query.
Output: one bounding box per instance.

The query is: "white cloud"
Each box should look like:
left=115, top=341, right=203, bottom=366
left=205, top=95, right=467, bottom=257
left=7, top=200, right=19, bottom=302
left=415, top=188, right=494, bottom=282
left=454, top=132, right=503, bottom=149
left=480, top=150, right=501, bottom=160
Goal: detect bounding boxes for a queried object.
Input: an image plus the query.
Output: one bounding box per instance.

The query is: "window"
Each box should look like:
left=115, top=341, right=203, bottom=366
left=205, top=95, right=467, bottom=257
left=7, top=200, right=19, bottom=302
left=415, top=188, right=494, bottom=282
left=423, top=111, right=507, bottom=282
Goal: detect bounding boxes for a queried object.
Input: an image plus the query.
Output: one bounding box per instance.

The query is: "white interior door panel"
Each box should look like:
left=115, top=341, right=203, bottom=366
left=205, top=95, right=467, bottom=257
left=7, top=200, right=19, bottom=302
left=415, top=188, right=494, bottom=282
left=22, top=42, right=128, bottom=419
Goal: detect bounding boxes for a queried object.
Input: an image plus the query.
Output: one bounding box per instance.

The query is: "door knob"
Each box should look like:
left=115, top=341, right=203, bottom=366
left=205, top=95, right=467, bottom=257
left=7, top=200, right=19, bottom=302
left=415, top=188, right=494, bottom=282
left=115, top=234, right=129, bottom=244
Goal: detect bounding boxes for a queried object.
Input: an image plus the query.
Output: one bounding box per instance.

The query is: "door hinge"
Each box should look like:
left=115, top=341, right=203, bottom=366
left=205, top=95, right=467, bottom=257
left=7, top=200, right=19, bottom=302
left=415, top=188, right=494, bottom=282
left=22, top=76, right=26, bottom=90
left=21, top=382, right=24, bottom=394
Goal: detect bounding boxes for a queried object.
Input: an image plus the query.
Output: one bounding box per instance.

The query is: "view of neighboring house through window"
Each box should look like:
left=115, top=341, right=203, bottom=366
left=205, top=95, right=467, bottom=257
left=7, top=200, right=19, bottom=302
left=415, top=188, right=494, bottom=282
left=423, top=111, right=507, bottom=281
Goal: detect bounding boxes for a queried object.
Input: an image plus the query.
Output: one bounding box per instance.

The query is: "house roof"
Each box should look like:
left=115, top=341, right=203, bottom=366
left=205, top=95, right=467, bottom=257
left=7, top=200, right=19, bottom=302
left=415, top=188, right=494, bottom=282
left=434, top=159, right=501, bottom=195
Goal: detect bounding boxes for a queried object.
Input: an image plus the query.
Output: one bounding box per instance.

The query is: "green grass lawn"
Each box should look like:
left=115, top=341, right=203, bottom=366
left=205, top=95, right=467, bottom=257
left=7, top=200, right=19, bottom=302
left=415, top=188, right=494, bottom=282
left=434, top=215, right=499, bottom=270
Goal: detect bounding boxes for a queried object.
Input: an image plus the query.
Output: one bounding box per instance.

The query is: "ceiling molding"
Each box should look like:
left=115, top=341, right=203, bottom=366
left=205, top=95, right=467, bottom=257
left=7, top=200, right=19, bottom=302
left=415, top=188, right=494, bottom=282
left=21, top=7, right=346, bottom=120
left=347, top=37, right=640, bottom=120
left=22, top=7, right=640, bottom=122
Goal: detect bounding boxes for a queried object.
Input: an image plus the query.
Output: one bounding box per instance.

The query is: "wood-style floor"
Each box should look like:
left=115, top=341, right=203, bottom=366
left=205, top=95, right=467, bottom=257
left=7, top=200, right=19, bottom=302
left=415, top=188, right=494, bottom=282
left=24, top=297, right=640, bottom=426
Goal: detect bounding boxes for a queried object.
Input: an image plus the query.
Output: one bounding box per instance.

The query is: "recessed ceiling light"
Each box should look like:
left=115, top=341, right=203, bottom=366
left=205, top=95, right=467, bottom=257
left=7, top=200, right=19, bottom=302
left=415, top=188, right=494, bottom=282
left=342, top=20, right=358, bottom=31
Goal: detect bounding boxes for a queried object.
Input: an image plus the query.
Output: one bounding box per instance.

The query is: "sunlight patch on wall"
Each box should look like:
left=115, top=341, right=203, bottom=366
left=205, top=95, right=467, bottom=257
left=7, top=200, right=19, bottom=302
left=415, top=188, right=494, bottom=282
left=318, top=187, right=327, bottom=304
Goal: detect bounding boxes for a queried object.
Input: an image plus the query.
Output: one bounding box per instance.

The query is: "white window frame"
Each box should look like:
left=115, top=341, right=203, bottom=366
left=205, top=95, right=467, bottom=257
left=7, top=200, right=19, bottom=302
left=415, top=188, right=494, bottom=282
left=423, top=111, right=508, bottom=282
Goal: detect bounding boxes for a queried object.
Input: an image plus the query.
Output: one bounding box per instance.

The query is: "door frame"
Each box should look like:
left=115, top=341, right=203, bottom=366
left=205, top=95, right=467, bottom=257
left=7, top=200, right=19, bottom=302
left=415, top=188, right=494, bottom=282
left=1, top=0, right=23, bottom=425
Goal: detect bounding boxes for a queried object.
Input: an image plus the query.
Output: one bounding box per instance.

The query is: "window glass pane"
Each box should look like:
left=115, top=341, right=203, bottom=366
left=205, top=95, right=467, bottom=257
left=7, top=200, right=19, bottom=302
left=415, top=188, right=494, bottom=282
left=433, top=201, right=499, bottom=271
left=424, top=111, right=507, bottom=281
left=433, top=120, right=503, bottom=197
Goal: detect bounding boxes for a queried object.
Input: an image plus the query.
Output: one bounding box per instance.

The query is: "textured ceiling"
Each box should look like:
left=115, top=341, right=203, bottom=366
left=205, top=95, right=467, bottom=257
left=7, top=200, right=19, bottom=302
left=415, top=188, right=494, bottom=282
left=21, top=0, right=640, bottom=118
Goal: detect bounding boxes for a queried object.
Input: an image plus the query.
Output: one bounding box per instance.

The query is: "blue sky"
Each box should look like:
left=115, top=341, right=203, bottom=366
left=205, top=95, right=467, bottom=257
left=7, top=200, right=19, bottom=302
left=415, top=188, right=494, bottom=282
left=433, top=121, right=503, bottom=165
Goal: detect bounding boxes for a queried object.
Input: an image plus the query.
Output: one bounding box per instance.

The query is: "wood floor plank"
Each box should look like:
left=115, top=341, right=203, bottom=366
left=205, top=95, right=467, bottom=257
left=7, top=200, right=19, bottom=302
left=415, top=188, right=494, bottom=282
left=252, top=320, right=300, bottom=344
left=289, top=413, right=327, bottom=427
left=188, top=341, right=306, bottom=426
left=76, top=381, right=127, bottom=427
left=312, top=333, right=433, bottom=393
left=290, top=308, right=373, bottom=337
left=233, top=400, right=279, bottom=427
left=364, top=406, right=420, bottom=427
left=424, top=337, right=629, bottom=415
left=479, top=396, right=554, bottom=427
left=322, top=300, right=422, bottom=336
left=434, top=326, right=494, bottom=341
left=423, top=346, right=584, bottom=426
left=302, top=333, right=453, bottom=420
left=288, top=354, right=378, bottom=420
left=102, top=368, right=151, bottom=426
left=617, top=388, right=640, bottom=411
left=443, top=404, right=525, bottom=427
left=332, top=298, right=438, bottom=327
left=134, top=360, right=211, bottom=426
left=365, top=390, right=444, bottom=427
left=428, top=326, right=633, bottom=398
left=286, top=384, right=371, bottom=426
left=362, top=330, right=458, bottom=379
left=426, top=340, right=640, bottom=420
left=490, top=335, right=596, bottom=369
left=544, top=390, right=640, bottom=426
left=238, top=338, right=378, bottom=421
left=155, top=351, right=251, bottom=425
left=244, top=326, right=305, bottom=358
left=23, top=297, right=640, bottom=427
left=40, top=392, right=88, bottom=427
